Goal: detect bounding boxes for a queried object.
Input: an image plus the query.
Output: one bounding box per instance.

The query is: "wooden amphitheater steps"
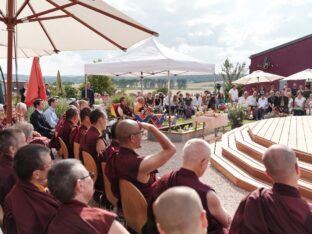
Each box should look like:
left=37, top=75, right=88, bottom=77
left=235, top=125, right=312, bottom=181
left=211, top=120, right=312, bottom=201
left=248, top=117, right=312, bottom=164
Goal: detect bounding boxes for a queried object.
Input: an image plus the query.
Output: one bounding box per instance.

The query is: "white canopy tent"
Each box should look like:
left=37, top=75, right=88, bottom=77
left=85, top=37, right=215, bottom=78
left=85, top=37, right=215, bottom=128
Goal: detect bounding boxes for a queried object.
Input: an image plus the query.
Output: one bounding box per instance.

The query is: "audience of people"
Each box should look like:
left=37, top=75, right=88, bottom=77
left=0, top=81, right=312, bottom=234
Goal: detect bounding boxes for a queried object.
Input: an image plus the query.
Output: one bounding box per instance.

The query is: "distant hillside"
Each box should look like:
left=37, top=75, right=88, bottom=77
left=2, top=74, right=223, bottom=84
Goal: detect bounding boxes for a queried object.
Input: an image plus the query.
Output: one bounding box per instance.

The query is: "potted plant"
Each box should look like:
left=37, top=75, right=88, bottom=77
left=227, top=103, right=245, bottom=129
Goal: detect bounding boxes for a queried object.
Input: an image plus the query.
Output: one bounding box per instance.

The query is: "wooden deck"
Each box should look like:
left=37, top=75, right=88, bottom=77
left=211, top=116, right=312, bottom=201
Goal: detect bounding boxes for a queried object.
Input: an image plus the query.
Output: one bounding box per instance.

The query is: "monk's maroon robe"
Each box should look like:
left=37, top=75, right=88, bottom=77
left=49, top=115, right=66, bottom=149
left=80, top=126, right=105, bottom=191
left=230, top=183, right=312, bottom=234
left=101, top=140, right=119, bottom=162
left=105, top=147, right=157, bottom=201
left=0, top=154, right=15, bottom=206
left=46, top=200, right=116, bottom=234
left=58, top=119, right=77, bottom=157
left=3, top=180, right=59, bottom=234
left=74, top=124, right=88, bottom=144
left=144, top=168, right=223, bottom=234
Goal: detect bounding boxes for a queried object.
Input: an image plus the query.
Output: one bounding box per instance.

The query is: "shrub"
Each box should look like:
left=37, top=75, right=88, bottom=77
left=156, top=87, right=168, bottom=95
left=227, top=103, right=245, bottom=129
left=64, top=85, right=78, bottom=99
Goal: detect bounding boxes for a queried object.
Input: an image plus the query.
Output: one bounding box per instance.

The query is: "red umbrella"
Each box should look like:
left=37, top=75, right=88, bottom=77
left=25, top=57, right=47, bottom=107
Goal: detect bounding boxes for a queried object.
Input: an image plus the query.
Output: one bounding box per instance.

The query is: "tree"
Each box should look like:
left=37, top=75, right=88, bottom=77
left=56, top=70, right=65, bottom=97
left=87, top=75, right=115, bottom=95
left=64, top=85, right=78, bottom=98
left=221, top=58, right=246, bottom=100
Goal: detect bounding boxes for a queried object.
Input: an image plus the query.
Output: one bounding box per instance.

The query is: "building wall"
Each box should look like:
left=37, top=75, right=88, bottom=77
left=249, top=37, right=312, bottom=77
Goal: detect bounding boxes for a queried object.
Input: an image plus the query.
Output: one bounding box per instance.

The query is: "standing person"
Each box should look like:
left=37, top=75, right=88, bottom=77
left=3, top=144, right=59, bottom=234
left=30, top=99, right=54, bottom=139
left=105, top=120, right=176, bottom=201
left=153, top=187, right=208, bottom=234
left=46, top=159, right=129, bottom=234
left=228, top=85, right=239, bottom=103
left=81, top=82, right=95, bottom=107
left=19, top=82, right=28, bottom=103
left=230, top=145, right=312, bottom=234
left=44, top=98, right=59, bottom=128
left=45, top=84, right=51, bottom=97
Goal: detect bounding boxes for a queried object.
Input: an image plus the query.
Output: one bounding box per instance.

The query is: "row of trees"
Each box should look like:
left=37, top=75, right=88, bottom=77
left=113, top=78, right=187, bottom=89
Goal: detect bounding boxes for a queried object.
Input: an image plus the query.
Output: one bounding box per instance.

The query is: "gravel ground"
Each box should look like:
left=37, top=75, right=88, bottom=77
left=137, top=137, right=248, bottom=216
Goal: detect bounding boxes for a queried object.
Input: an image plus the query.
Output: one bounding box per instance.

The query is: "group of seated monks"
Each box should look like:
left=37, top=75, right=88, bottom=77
left=0, top=98, right=312, bottom=233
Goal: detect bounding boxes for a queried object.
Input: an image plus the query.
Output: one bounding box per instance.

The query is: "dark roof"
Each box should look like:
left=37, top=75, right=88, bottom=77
left=249, top=33, right=312, bottom=59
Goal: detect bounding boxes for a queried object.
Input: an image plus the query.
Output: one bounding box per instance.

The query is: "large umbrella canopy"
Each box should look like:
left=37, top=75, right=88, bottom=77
left=283, top=68, right=312, bottom=81
left=233, top=70, right=284, bottom=85
left=25, top=57, right=47, bottom=106
left=85, top=37, right=215, bottom=76
left=0, top=0, right=157, bottom=123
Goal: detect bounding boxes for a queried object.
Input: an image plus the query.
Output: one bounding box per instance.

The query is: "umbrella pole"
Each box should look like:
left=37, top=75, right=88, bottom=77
left=140, top=72, right=143, bottom=95
left=168, top=71, right=171, bottom=132
left=84, top=74, right=87, bottom=98
left=6, top=0, right=15, bottom=124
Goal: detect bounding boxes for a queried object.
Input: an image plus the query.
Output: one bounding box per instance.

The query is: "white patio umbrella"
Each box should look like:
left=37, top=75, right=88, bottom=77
left=233, top=70, right=284, bottom=85
left=283, top=68, right=312, bottom=81
left=0, top=0, right=157, bottom=123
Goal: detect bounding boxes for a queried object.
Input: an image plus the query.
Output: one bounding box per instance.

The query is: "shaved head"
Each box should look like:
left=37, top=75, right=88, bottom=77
left=116, top=119, right=140, bottom=144
left=182, top=139, right=211, bottom=177
left=153, top=187, right=206, bottom=234
left=182, top=139, right=211, bottom=164
left=263, top=144, right=297, bottom=181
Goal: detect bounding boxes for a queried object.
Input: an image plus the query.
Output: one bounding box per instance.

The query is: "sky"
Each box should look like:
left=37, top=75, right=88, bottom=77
left=1, top=0, right=312, bottom=76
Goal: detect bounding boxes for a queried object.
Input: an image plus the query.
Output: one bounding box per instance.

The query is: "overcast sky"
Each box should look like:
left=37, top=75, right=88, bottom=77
left=1, top=0, right=312, bottom=76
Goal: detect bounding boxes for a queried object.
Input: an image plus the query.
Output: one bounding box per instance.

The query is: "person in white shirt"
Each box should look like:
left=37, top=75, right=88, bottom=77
left=228, top=85, right=239, bottom=103
left=192, top=93, right=202, bottom=111
left=294, top=91, right=306, bottom=116
left=44, top=98, right=59, bottom=128
left=163, top=92, right=175, bottom=114
left=256, top=94, right=268, bottom=120
left=246, top=91, right=258, bottom=119
left=238, top=91, right=249, bottom=108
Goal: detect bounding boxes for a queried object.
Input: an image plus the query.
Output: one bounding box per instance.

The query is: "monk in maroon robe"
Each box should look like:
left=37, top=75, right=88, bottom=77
left=3, top=144, right=59, bottom=234
left=230, top=145, right=312, bottom=234
left=101, top=120, right=120, bottom=162
left=73, top=107, right=91, bottom=146
left=105, top=120, right=176, bottom=202
left=144, top=139, right=231, bottom=234
left=46, top=159, right=128, bottom=234
left=80, top=109, right=107, bottom=193
left=57, top=108, right=79, bottom=158
left=0, top=129, right=26, bottom=206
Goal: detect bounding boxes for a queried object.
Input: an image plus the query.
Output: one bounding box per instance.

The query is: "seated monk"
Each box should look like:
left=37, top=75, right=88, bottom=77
left=105, top=120, right=176, bottom=202
left=0, top=129, right=26, bottom=207
left=145, top=139, right=231, bottom=234
left=101, top=120, right=120, bottom=162
left=46, top=159, right=128, bottom=234
left=230, top=145, right=312, bottom=234
left=3, top=144, right=59, bottom=234
left=57, top=107, right=79, bottom=158
left=80, top=109, right=107, bottom=194
left=71, top=107, right=91, bottom=159
left=153, top=187, right=208, bottom=234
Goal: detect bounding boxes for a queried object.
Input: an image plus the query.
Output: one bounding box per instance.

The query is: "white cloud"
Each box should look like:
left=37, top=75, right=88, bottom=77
left=2, top=0, right=312, bottom=76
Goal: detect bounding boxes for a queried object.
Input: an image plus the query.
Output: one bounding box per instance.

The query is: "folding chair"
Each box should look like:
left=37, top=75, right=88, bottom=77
left=101, top=162, right=118, bottom=207
left=58, top=137, right=69, bottom=159
left=73, top=142, right=80, bottom=160
left=119, top=179, right=147, bottom=234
